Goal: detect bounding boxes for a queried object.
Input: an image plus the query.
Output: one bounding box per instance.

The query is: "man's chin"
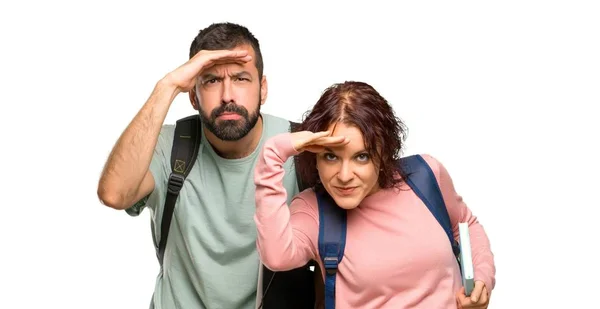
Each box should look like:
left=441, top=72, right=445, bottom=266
left=215, top=118, right=245, bottom=126
left=214, top=120, right=247, bottom=133
left=211, top=124, right=250, bottom=141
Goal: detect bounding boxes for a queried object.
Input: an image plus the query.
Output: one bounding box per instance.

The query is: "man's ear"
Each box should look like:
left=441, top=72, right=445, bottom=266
left=260, top=75, right=268, bottom=105
left=189, top=86, right=199, bottom=111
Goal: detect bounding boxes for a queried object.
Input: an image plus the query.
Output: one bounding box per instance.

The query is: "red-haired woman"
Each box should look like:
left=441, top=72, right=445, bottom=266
left=253, top=81, right=495, bottom=309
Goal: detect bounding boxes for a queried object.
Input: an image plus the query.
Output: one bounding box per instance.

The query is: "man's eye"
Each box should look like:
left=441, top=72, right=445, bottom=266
left=203, top=78, right=219, bottom=85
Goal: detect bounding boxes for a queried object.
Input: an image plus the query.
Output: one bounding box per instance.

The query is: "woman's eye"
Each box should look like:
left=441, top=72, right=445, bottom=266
left=356, top=153, right=370, bottom=162
left=324, top=153, right=337, bottom=161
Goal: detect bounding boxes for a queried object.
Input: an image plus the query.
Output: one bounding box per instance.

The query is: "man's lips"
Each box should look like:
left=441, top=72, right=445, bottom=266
left=218, top=112, right=242, bottom=120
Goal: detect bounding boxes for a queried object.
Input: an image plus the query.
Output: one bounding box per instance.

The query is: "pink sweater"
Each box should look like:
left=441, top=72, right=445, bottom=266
left=254, top=133, right=496, bottom=308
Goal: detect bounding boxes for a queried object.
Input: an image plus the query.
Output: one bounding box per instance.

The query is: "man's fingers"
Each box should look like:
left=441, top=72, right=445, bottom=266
left=205, top=50, right=251, bottom=64
left=187, top=50, right=252, bottom=75
left=210, top=55, right=253, bottom=66
left=200, top=57, right=252, bottom=75
left=194, top=49, right=249, bottom=61
left=470, top=281, right=485, bottom=303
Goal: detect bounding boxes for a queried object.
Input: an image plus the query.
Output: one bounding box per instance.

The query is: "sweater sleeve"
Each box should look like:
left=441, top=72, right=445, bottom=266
left=253, top=133, right=320, bottom=271
left=422, top=154, right=497, bottom=296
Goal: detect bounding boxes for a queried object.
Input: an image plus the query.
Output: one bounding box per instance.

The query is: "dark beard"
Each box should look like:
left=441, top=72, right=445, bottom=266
left=200, top=99, right=261, bottom=141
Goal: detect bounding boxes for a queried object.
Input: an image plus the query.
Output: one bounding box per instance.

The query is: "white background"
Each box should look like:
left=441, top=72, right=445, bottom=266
left=1, top=1, right=598, bottom=308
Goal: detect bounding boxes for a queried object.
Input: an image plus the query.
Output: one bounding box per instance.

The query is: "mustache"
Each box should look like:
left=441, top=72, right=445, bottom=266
left=211, top=103, right=249, bottom=119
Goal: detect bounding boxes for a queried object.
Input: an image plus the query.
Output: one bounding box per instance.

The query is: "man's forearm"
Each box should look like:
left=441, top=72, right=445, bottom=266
left=98, top=80, right=179, bottom=209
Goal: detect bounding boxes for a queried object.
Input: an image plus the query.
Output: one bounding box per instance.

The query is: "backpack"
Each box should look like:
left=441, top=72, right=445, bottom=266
left=316, top=154, right=461, bottom=309
left=157, top=114, right=316, bottom=309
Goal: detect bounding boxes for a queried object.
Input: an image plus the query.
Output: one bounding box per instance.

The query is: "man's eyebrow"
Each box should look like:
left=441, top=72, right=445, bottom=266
left=200, top=73, right=220, bottom=80
left=231, top=71, right=252, bottom=78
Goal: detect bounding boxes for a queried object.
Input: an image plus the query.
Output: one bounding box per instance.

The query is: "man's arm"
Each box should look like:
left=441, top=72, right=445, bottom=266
left=97, top=49, right=253, bottom=210
left=97, top=80, right=178, bottom=210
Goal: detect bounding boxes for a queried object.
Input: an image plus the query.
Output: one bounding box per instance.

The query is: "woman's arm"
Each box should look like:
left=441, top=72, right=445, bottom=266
left=423, top=154, right=497, bottom=295
left=254, top=133, right=320, bottom=271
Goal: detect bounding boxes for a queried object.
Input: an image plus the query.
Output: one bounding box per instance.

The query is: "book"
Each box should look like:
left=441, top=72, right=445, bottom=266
left=458, top=222, right=475, bottom=296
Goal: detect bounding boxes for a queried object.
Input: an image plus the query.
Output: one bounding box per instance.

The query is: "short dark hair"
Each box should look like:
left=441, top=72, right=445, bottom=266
left=189, top=22, right=264, bottom=78
left=297, top=81, right=409, bottom=189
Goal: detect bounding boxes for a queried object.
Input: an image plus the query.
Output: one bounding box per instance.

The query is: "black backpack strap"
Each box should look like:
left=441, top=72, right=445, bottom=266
left=157, top=114, right=202, bottom=266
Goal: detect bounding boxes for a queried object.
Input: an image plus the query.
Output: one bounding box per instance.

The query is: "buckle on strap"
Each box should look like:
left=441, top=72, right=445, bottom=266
left=324, top=256, right=339, bottom=275
left=167, top=173, right=185, bottom=195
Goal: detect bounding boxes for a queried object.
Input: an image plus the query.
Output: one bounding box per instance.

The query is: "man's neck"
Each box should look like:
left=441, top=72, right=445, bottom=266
left=204, top=116, right=264, bottom=159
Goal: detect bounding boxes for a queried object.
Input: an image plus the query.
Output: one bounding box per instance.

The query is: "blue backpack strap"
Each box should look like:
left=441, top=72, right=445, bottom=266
left=400, top=155, right=461, bottom=260
left=317, top=188, right=347, bottom=309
